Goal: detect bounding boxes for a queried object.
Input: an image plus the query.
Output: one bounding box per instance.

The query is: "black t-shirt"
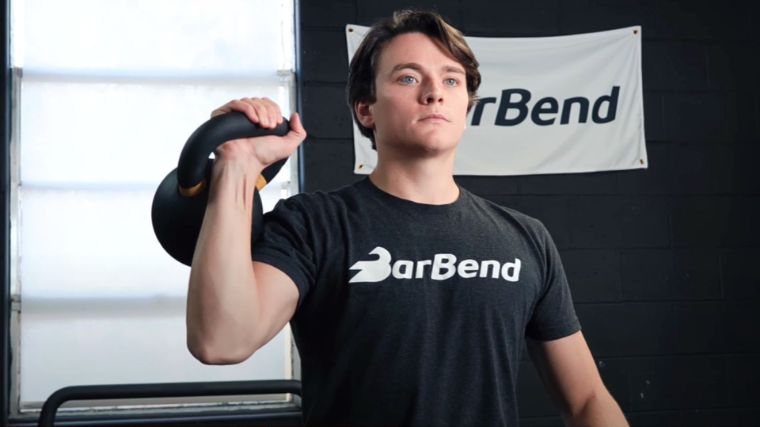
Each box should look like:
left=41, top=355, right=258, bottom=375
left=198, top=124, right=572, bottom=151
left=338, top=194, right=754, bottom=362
left=253, top=178, right=580, bottom=426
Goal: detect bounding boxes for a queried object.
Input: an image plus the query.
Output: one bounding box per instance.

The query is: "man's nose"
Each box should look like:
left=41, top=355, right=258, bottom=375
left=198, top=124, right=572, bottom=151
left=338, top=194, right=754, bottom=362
left=420, top=80, right=444, bottom=104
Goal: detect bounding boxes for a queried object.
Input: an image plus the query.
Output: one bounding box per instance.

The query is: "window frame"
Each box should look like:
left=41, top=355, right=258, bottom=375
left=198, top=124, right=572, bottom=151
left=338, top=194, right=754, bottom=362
left=2, top=0, right=13, bottom=425
left=1, top=0, right=305, bottom=423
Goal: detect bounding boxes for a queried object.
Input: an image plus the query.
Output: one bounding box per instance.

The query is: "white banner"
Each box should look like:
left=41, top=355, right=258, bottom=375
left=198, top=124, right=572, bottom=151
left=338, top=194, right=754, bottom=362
left=346, top=25, right=647, bottom=176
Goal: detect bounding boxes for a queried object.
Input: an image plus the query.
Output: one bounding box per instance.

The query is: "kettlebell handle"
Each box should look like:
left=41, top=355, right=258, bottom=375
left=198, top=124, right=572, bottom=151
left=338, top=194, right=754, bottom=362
left=177, top=111, right=290, bottom=196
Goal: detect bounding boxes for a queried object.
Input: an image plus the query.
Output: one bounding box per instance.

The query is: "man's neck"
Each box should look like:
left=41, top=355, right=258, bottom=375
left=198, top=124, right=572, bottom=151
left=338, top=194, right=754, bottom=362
left=369, top=152, right=459, bottom=205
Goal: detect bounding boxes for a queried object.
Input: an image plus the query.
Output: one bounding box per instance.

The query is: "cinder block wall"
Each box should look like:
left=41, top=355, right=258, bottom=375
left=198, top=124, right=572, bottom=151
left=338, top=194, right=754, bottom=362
left=297, top=1, right=760, bottom=425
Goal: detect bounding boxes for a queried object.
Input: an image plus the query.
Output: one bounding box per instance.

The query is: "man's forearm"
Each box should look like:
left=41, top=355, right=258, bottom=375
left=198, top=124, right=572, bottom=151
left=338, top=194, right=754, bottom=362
left=186, top=161, right=265, bottom=364
left=565, top=390, right=628, bottom=427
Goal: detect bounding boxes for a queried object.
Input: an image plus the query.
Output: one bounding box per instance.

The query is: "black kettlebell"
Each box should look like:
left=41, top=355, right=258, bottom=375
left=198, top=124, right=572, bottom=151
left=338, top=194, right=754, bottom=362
left=151, top=111, right=290, bottom=266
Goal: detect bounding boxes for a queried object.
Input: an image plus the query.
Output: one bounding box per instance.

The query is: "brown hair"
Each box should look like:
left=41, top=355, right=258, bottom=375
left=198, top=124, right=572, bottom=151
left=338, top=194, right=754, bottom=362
left=346, top=10, right=481, bottom=146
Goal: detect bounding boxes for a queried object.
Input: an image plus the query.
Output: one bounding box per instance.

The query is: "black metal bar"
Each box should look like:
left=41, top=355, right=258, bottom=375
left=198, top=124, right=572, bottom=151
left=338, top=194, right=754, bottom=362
left=0, top=0, right=10, bottom=424
left=294, top=0, right=304, bottom=193
left=38, top=379, right=301, bottom=427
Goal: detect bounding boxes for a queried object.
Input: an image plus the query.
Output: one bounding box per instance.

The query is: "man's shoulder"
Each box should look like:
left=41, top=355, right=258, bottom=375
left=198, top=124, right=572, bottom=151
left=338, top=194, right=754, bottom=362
left=274, top=178, right=369, bottom=212
left=462, top=188, right=547, bottom=233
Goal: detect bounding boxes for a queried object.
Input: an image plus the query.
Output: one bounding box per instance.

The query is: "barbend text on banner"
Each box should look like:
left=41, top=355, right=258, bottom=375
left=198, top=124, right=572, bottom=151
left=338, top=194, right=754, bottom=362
left=345, top=25, right=647, bottom=176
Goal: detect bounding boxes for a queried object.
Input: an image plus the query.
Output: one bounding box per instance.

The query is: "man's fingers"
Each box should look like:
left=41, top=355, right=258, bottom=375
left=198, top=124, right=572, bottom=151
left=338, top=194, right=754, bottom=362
left=259, top=97, right=282, bottom=126
left=288, top=112, right=307, bottom=138
left=249, top=101, right=272, bottom=128
left=210, top=97, right=287, bottom=130
left=216, top=99, right=258, bottom=124
left=276, top=112, right=306, bottom=149
left=211, top=104, right=233, bottom=118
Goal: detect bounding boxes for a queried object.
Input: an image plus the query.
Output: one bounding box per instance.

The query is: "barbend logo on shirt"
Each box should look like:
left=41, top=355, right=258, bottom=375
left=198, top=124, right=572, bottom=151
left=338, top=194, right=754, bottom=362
left=349, top=246, right=522, bottom=284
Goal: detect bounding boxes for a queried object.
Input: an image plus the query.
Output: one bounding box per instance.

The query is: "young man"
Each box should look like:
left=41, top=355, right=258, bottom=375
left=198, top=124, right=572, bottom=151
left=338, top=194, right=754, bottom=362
left=187, top=10, right=628, bottom=427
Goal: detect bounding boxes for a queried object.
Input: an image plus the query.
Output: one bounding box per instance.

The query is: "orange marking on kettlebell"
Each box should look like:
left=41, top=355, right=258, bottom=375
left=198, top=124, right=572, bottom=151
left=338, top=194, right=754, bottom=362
left=179, top=180, right=206, bottom=197
left=256, top=175, right=268, bottom=190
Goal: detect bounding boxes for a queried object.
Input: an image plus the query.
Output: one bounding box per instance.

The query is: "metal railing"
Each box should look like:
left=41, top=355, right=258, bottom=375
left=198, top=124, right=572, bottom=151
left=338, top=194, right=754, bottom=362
left=38, top=379, right=302, bottom=427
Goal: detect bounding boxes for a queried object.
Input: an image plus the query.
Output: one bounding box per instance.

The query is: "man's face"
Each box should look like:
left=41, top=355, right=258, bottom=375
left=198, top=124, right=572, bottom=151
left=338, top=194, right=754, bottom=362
left=356, top=32, right=470, bottom=155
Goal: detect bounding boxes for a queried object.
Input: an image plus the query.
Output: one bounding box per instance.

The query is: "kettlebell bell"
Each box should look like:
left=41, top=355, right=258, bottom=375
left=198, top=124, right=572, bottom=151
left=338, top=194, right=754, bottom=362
left=151, top=111, right=290, bottom=266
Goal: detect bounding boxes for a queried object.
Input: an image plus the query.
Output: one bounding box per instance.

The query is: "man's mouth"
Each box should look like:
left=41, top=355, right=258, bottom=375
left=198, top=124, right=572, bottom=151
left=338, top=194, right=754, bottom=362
left=419, top=113, right=450, bottom=122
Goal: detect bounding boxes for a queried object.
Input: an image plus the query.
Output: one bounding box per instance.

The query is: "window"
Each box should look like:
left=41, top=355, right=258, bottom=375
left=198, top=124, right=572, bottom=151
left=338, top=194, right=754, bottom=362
left=9, top=0, right=297, bottom=417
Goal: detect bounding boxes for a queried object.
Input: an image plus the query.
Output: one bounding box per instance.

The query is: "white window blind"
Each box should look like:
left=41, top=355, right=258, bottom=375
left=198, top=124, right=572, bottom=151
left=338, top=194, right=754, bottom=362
left=10, top=0, right=297, bottom=414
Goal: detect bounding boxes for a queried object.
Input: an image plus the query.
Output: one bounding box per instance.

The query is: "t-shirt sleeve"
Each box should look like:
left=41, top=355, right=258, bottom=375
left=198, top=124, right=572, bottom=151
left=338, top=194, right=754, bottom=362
left=252, top=197, right=316, bottom=308
left=525, top=222, right=581, bottom=341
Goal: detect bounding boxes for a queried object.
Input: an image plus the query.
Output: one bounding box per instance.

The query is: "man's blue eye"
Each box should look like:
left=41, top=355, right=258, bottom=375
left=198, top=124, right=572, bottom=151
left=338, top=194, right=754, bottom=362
left=400, top=76, right=417, bottom=84
left=444, top=78, right=458, bottom=86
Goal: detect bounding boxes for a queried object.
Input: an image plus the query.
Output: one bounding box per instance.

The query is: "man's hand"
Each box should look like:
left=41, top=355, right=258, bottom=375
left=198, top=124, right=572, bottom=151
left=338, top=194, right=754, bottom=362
left=211, top=97, right=307, bottom=171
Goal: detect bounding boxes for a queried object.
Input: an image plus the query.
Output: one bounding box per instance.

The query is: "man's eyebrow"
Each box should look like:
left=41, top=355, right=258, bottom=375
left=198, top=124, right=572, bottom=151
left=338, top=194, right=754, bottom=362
left=390, top=63, right=424, bottom=73
left=442, top=65, right=466, bottom=74
left=390, top=62, right=466, bottom=74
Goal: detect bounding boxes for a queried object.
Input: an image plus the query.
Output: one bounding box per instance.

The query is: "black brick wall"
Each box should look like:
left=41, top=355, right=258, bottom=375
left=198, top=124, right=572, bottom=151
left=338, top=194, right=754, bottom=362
left=297, top=0, right=760, bottom=425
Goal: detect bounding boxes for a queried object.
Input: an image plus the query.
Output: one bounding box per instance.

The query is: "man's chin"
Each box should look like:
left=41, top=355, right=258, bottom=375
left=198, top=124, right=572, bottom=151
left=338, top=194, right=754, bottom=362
left=393, top=138, right=459, bottom=157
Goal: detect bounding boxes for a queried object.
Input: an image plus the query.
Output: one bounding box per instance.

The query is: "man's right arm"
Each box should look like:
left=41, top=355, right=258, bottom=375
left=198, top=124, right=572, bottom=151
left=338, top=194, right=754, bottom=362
left=185, top=98, right=307, bottom=365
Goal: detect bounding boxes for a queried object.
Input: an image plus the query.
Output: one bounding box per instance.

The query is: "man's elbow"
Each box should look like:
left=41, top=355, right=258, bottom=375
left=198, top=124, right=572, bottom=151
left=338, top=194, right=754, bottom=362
left=186, top=335, right=258, bottom=365
left=564, top=389, right=628, bottom=427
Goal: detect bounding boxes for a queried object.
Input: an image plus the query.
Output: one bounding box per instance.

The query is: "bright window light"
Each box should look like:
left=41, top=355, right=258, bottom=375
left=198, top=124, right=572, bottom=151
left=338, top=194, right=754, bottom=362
left=10, top=0, right=297, bottom=414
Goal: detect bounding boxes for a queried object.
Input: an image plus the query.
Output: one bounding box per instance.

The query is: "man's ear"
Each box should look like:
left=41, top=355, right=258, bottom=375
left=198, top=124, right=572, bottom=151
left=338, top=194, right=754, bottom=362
left=354, top=101, right=375, bottom=129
